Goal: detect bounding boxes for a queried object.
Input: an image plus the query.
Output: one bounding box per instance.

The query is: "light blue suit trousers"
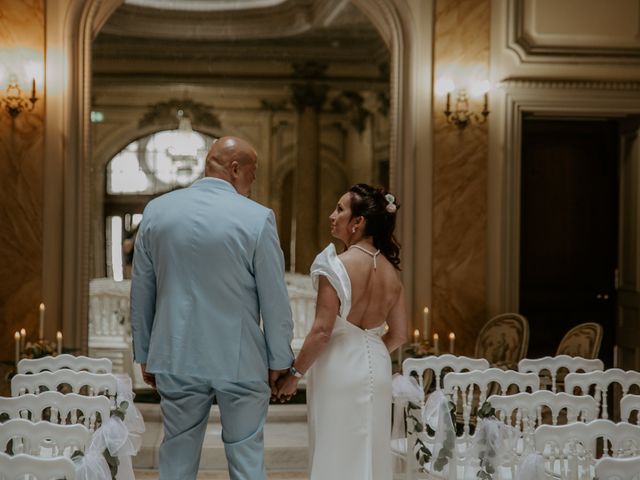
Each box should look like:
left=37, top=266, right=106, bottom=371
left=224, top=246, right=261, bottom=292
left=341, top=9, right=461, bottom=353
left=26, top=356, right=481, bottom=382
left=156, top=374, right=271, bottom=480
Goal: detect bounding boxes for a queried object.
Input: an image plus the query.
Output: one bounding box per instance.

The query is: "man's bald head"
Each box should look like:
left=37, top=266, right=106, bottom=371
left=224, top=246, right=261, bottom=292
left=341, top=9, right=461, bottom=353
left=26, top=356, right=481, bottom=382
left=205, top=136, right=257, bottom=196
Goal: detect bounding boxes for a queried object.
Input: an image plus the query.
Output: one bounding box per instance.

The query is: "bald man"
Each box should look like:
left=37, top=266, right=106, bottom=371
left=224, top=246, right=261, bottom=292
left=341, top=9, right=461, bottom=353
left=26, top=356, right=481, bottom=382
left=130, top=136, right=294, bottom=480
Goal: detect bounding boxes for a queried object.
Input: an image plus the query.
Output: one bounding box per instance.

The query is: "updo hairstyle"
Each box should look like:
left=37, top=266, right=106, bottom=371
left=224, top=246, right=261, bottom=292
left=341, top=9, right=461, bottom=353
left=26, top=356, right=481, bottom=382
left=348, top=183, right=401, bottom=269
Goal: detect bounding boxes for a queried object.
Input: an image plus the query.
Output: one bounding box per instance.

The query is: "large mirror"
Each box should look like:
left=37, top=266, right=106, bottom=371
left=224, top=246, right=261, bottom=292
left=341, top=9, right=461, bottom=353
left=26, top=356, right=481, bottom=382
left=87, top=0, right=391, bottom=379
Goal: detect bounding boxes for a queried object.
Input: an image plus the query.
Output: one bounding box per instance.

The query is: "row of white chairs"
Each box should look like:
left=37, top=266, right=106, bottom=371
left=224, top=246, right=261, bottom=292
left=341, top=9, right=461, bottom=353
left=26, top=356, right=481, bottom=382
left=394, top=355, right=640, bottom=479
left=0, top=355, right=117, bottom=479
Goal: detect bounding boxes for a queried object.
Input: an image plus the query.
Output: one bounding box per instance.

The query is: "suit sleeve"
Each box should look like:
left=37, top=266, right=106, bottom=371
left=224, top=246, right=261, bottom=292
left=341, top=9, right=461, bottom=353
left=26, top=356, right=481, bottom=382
left=254, top=211, right=294, bottom=370
left=130, top=216, right=157, bottom=364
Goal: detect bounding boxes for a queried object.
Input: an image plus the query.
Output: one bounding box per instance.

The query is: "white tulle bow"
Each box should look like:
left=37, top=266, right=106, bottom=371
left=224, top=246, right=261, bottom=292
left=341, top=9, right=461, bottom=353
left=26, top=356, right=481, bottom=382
left=115, top=374, right=145, bottom=452
left=469, top=417, right=521, bottom=474
left=515, top=452, right=545, bottom=480
left=72, top=445, right=111, bottom=480
left=423, top=390, right=456, bottom=469
left=391, top=374, right=422, bottom=403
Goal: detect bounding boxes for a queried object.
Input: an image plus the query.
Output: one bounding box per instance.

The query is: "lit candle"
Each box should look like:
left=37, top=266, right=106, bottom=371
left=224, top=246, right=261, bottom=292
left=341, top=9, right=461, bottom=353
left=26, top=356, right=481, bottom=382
left=39, top=303, right=45, bottom=340
left=413, top=329, right=420, bottom=344
left=19, top=328, right=26, bottom=351
left=14, top=331, right=20, bottom=366
left=423, top=307, right=430, bottom=340
left=449, top=332, right=455, bottom=354
left=433, top=333, right=439, bottom=354
left=56, top=331, right=63, bottom=355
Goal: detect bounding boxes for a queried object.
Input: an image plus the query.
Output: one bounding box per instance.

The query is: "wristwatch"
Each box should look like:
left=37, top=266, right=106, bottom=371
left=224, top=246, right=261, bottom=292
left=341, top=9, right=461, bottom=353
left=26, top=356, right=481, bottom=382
left=289, top=365, right=304, bottom=378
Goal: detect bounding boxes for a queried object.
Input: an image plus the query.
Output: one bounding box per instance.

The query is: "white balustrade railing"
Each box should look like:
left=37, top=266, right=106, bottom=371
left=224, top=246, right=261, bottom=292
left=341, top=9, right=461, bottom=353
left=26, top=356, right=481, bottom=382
left=89, top=274, right=316, bottom=388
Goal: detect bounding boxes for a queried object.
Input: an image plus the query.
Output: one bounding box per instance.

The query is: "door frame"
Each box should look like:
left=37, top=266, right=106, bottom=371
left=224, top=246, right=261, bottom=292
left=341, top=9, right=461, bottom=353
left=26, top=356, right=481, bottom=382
left=487, top=80, right=640, bottom=315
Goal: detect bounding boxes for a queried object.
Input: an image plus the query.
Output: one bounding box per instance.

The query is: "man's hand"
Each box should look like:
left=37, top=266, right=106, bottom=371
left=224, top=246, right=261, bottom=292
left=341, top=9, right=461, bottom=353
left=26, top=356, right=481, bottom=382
left=268, top=368, right=289, bottom=401
left=140, top=363, right=156, bottom=390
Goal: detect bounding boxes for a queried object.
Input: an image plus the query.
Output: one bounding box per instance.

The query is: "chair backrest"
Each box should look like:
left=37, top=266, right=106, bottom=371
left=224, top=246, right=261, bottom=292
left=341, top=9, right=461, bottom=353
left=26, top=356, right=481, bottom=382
left=556, top=322, right=603, bottom=358
left=11, top=370, right=117, bottom=402
left=535, top=420, right=640, bottom=479
left=518, top=355, right=604, bottom=392
left=565, top=369, right=640, bottom=419
left=475, top=313, right=529, bottom=368
left=488, top=391, right=598, bottom=451
left=621, top=394, right=640, bottom=424
left=0, top=392, right=111, bottom=432
left=402, top=355, right=490, bottom=392
left=17, top=355, right=112, bottom=374
left=0, top=451, right=76, bottom=479
left=0, top=419, right=90, bottom=456
left=595, top=456, right=640, bottom=480
left=443, top=368, right=539, bottom=438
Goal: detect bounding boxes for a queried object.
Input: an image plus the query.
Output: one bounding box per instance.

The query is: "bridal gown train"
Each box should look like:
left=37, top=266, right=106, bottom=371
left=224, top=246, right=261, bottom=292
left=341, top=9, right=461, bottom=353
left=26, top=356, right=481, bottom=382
left=307, top=244, right=392, bottom=480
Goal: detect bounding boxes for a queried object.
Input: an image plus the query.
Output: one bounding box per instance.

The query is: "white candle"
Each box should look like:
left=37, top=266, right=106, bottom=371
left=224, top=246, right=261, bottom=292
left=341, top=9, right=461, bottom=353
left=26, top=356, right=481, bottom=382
left=39, top=303, right=45, bottom=340
left=14, top=332, right=20, bottom=366
left=449, top=332, right=455, bottom=354
left=433, top=333, right=439, bottom=354
left=413, top=329, right=420, bottom=344
left=423, top=307, right=430, bottom=340
left=19, top=328, right=26, bottom=351
left=56, top=331, right=63, bottom=355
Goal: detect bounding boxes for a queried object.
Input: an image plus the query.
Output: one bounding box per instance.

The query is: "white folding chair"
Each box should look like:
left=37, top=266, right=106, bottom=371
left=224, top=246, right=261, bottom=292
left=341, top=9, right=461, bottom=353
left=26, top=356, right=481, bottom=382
left=392, top=356, right=490, bottom=480
left=565, top=369, right=640, bottom=419
left=595, top=456, right=640, bottom=480
left=621, top=394, right=640, bottom=424
left=11, top=371, right=117, bottom=404
left=443, top=368, right=539, bottom=441
left=0, top=418, right=90, bottom=457
left=17, top=355, right=112, bottom=374
left=518, top=355, right=603, bottom=392
left=0, top=451, right=76, bottom=479
left=534, top=419, right=640, bottom=480
left=403, top=355, right=490, bottom=392
left=0, top=391, right=110, bottom=432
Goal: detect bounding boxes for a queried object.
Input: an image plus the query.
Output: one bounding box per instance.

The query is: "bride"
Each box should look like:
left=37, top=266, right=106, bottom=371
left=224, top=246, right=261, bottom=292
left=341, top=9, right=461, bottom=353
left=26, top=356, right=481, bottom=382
left=276, top=183, right=408, bottom=480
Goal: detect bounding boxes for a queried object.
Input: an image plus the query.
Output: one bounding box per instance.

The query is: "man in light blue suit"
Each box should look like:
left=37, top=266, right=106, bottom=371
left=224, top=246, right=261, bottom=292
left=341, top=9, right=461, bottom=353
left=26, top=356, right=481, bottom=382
left=130, top=136, right=294, bottom=480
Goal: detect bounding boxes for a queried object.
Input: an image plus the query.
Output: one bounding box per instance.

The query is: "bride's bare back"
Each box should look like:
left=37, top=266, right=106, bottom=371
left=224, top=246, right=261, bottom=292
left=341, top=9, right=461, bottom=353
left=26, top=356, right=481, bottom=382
left=339, top=246, right=403, bottom=330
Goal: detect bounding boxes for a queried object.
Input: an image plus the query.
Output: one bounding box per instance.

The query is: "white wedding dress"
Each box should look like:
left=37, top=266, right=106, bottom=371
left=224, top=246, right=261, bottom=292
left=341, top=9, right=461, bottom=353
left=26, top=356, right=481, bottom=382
left=307, top=244, right=392, bottom=480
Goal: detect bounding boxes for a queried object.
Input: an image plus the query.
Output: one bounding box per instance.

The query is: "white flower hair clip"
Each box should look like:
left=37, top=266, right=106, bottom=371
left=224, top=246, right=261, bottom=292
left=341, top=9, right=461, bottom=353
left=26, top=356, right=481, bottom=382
left=385, top=193, right=397, bottom=213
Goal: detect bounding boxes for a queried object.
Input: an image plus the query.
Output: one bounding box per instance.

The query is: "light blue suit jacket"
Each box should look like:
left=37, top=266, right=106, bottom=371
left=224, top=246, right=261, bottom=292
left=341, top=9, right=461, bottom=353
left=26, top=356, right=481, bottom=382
left=130, top=177, right=294, bottom=382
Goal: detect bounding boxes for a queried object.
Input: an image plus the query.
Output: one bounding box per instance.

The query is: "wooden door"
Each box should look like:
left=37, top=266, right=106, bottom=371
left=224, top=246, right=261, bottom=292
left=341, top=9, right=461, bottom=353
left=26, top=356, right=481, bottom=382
left=617, top=119, right=640, bottom=370
left=519, top=118, right=619, bottom=364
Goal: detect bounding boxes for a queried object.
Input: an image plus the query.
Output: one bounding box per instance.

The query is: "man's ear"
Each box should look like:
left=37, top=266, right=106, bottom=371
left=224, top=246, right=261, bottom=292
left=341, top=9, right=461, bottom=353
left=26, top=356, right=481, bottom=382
left=230, top=160, right=240, bottom=177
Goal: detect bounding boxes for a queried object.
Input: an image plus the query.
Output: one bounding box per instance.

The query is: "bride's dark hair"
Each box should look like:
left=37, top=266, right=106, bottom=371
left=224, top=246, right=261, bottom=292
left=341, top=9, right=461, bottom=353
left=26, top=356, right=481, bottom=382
left=349, top=183, right=401, bottom=270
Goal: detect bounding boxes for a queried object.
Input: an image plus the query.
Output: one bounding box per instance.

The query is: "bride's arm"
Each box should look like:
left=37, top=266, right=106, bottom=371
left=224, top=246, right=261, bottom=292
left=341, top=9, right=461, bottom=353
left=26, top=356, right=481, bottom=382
left=381, top=284, right=408, bottom=353
left=276, top=275, right=339, bottom=396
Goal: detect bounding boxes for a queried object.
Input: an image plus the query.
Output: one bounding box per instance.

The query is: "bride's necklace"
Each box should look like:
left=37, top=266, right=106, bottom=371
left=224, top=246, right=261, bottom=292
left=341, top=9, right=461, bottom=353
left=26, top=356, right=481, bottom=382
left=349, top=244, right=381, bottom=270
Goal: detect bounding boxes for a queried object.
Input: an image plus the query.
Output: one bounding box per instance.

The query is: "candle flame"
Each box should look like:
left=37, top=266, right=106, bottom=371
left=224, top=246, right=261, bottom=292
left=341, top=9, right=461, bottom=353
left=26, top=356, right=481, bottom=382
left=433, top=333, right=439, bottom=340
left=14, top=331, right=20, bottom=339
left=413, top=329, right=419, bottom=337
left=20, top=328, right=26, bottom=336
left=449, top=332, right=455, bottom=340
left=39, top=303, right=45, bottom=311
left=423, top=307, right=429, bottom=314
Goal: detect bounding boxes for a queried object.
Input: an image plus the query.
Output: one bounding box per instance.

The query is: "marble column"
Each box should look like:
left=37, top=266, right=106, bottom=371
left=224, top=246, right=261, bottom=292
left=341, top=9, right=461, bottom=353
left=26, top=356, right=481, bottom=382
left=291, top=83, right=327, bottom=273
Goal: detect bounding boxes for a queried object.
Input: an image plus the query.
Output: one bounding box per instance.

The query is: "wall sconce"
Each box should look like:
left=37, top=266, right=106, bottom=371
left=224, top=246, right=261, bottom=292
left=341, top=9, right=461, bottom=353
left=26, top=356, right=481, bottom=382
left=2, top=74, right=38, bottom=118
left=436, top=78, right=490, bottom=130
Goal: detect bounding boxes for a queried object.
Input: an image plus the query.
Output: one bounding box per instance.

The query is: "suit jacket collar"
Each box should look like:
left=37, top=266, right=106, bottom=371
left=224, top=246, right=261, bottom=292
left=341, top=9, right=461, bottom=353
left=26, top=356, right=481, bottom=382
left=191, top=177, right=237, bottom=194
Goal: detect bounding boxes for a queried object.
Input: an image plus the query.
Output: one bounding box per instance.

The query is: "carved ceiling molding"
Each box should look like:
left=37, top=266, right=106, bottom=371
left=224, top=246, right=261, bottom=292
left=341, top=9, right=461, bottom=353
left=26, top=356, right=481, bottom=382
left=138, top=98, right=221, bottom=129
left=507, top=0, right=640, bottom=65
left=102, top=0, right=372, bottom=40
left=501, top=79, right=640, bottom=91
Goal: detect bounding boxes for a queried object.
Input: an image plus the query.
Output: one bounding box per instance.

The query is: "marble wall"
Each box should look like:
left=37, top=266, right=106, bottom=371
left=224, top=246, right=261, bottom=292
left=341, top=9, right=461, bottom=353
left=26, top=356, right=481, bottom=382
left=431, top=0, right=490, bottom=356
left=0, top=0, right=45, bottom=391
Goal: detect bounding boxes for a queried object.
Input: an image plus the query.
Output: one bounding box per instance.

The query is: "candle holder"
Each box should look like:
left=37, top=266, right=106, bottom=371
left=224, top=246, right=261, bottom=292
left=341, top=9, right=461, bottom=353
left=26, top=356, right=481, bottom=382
left=21, top=339, right=58, bottom=360
left=404, top=339, right=439, bottom=358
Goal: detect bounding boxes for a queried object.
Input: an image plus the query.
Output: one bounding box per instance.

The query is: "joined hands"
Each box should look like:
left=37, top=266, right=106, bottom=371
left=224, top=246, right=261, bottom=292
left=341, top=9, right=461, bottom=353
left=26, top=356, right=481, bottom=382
left=268, top=368, right=300, bottom=403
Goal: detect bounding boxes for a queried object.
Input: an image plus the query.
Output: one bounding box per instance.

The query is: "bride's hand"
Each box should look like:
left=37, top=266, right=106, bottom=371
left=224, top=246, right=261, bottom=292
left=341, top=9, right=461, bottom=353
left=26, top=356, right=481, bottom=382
left=276, top=373, right=299, bottom=402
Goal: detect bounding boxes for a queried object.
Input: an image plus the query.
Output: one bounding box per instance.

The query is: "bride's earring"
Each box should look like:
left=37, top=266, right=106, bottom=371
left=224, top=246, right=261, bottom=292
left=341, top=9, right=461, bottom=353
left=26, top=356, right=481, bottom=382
left=351, top=226, right=356, bottom=233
